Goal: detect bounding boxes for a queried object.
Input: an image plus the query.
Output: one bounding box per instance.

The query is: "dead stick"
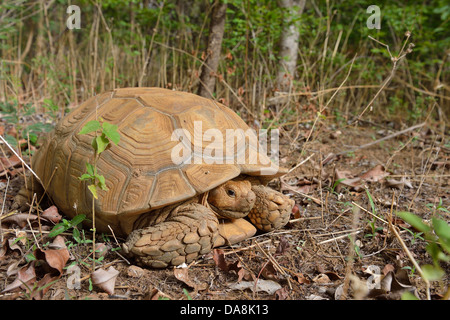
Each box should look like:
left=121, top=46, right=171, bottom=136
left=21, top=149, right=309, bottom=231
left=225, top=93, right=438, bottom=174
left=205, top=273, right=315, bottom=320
left=0, top=135, right=42, bottom=184
left=336, top=122, right=426, bottom=156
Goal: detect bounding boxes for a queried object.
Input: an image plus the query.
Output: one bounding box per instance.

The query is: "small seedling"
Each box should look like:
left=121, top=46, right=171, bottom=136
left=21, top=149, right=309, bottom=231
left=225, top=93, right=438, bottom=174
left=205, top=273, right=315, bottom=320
left=400, top=226, right=424, bottom=245
left=48, top=214, right=86, bottom=238
left=78, top=117, right=120, bottom=271
left=364, top=189, right=383, bottom=238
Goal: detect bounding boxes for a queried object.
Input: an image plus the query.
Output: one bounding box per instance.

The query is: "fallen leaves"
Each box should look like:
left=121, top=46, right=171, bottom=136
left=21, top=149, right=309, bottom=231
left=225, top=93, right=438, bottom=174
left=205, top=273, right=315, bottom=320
left=228, top=279, right=282, bottom=295
left=2, top=236, right=69, bottom=299
left=1, top=205, right=62, bottom=229
left=91, top=266, right=120, bottom=295
left=213, top=249, right=253, bottom=282
left=173, top=267, right=208, bottom=292
left=334, top=164, right=392, bottom=192
left=0, top=154, right=24, bottom=178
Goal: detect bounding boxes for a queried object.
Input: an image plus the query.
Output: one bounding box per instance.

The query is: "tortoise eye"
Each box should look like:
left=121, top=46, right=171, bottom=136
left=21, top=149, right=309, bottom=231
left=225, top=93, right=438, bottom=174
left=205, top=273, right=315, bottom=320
left=226, top=189, right=236, bottom=197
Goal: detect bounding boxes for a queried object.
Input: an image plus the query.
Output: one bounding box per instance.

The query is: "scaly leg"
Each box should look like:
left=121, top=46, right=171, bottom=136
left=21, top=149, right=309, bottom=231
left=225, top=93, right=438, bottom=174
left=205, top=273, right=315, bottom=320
left=247, top=185, right=294, bottom=232
left=123, top=201, right=220, bottom=268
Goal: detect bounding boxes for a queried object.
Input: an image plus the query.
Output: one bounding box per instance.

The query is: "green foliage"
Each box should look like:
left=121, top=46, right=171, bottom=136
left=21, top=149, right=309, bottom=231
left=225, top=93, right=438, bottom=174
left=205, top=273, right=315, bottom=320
left=1, top=0, right=448, bottom=123
left=396, top=209, right=450, bottom=282
left=0, top=100, right=53, bottom=148
left=78, top=119, right=120, bottom=199
left=48, top=214, right=87, bottom=238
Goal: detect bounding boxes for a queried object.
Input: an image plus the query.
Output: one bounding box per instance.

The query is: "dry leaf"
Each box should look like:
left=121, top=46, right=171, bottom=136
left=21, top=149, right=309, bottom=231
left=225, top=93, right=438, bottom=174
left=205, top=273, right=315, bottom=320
left=41, top=206, right=62, bottom=223
left=275, top=236, right=290, bottom=256
left=359, top=164, right=390, bottom=182
left=386, top=177, right=413, bottom=189
left=334, top=169, right=363, bottom=192
left=382, top=264, right=395, bottom=275
left=2, top=213, right=37, bottom=228
left=260, top=261, right=277, bottom=280
left=34, top=236, right=70, bottom=275
left=212, top=249, right=252, bottom=282
left=312, top=273, right=331, bottom=284
left=293, top=272, right=311, bottom=284
left=212, top=249, right=229, bottom=272
left=127, top=265, right=145, bottom=278
left=24, top=236, right=71, bottom=299
left=2, top=263, right=36, bottom=293
left=91, top=266, right=120, bottom=295
left=0, top=154, right=21, bottom=169
left=144, top=288, right=166, bottom=300
left=95, top=243, right=108, bottom=258
left=229, top=279, right=282, bottom=295
left=275, top=287, right=289, bottom=300
left=174, top=268, right=208, bottom=291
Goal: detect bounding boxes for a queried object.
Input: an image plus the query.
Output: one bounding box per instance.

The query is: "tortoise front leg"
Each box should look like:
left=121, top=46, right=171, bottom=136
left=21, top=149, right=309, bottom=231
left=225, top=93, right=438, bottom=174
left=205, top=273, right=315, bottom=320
left=123, top=201, right=220, bottom=268
left=247, top=185, right=294, bottom=232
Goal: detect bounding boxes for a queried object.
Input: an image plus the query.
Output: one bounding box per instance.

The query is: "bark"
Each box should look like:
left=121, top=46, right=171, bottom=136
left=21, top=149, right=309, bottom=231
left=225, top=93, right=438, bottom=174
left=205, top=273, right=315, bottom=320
left=276, top=0, right=306, bottom=91
left=197, top=0, right=227, bottom=98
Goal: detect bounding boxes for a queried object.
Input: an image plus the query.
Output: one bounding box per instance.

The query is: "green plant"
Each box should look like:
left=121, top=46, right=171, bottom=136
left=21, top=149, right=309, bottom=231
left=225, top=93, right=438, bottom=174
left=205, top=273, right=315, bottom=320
left=400, top=226, right=424, bottom=245
left=48, top=214, right=87, bottom=238
left=396, top=211, right=450, bottom=282
left=78, top=117, right=120, bottom=271
left=426, top=198, right=450, bottom=215
left=364, top=189, right=383, bottom=239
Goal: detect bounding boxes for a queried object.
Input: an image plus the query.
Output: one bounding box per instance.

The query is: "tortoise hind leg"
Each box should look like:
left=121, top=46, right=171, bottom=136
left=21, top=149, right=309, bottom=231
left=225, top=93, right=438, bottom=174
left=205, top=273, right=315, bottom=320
left=123, top=201, right=220, bottom=268
left=247, top=185, right=294, bottom=232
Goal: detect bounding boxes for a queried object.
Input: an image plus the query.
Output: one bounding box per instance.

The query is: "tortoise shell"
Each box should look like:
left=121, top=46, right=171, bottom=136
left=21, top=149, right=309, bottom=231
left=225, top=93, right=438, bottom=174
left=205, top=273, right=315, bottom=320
left=32, top=88, right=286, bottom=236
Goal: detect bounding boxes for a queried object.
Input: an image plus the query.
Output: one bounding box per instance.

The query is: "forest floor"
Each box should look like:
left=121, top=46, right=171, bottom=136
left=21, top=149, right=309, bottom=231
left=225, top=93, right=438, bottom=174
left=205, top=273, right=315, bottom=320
left=0, top=117, right=448, bottom=301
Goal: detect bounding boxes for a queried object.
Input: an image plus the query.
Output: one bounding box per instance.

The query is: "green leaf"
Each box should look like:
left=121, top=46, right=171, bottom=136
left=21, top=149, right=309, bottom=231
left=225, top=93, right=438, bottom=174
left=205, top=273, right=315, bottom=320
left=396, top=211, right=431, bottom=233
left=48, top=223, right=66, bottom=238
left=25, top=253, right=36, bottom=263
left=365, top=188, right=376, bottom=214
left=86, top=163, right=95, bottom=176
left=88, top=184, right=98, bottom=199
left=95, top=174, right=108, bottom=191
left=426, top=242, right=449, bottom=262
left=432, top=217, right=450, bottom=242
left=95, top=134, right=110, bottom=154
left=72, top=228, right=81, bottom=243
left=70, top=214, right=86, bottom=228
left=421, top=264, right=445, bottom=281
left=79, top=120, right=101, bottom=135
left=79, top=173, right=93, bottom=181
left=102, top=122, right=120, bottom=145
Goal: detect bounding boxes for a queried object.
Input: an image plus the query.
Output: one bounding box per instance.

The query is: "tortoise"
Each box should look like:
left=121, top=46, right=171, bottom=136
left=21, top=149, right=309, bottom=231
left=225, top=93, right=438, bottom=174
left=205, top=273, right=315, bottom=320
left=15, top=87, right=294, bottom=268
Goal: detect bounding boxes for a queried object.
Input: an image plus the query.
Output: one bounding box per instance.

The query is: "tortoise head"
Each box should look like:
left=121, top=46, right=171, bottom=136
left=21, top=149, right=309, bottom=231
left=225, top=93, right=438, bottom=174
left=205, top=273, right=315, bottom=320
left=207, top=180, right=256, bottom=219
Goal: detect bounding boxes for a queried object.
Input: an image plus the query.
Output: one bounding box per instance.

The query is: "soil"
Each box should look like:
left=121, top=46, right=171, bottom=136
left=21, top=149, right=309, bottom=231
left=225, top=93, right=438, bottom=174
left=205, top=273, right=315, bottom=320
left=0, top=119, right=449, bottom=301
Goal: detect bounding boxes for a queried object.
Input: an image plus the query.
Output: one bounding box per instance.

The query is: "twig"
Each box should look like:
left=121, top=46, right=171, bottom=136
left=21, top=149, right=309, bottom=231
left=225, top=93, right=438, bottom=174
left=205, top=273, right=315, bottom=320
left=387, top=192, right=431, bottom=300
left=317, top=230, right=362, bottom=245
left=287, top=154, right=314, bottom=174
left=353, top=33, right=413, bottom=123
left=26, top=193, right=41, bottom=250
left=281, top=182, right=322, bottom=205
left=0, top=175, right=10, bottom=242
left=254, top=241, right=292, bottom=290
left=217, top=239, right=271, bottom=256
left=107, top=225, right=130, bottom=264
left=340, top=205, right=361, bottom=300
left=351, top=201, right=388, bottom=225
left=0, top=135, right=42, bottom=184
left=336, top=122, right=426, bottom=156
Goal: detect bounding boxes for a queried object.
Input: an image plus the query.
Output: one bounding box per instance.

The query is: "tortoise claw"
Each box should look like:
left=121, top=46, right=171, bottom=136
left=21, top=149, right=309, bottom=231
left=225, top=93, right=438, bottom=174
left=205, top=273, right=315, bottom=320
left=247, top=185, right=294, bottom=232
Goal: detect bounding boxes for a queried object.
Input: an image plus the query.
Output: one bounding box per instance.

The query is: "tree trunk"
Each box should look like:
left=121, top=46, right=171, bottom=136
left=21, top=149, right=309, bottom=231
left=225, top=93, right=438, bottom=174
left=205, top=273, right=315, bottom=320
left=197, top=0, right=227, bottom=98
left=276, top=0, right=306, bottom=91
